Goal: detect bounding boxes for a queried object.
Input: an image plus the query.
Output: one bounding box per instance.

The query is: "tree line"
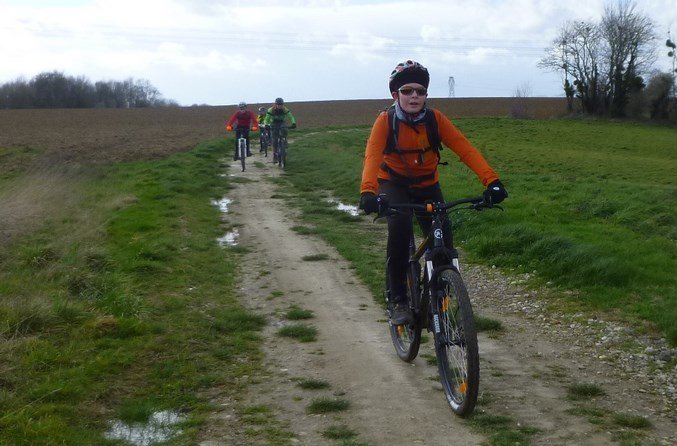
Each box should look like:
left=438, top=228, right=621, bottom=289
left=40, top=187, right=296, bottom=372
left=0, top=71, right=178, bottom=109
left=539, top=0, right=676, bottom=120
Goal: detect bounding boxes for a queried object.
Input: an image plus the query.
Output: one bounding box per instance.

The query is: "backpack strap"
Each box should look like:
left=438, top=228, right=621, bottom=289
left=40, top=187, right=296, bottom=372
left=384, top=106, right=442, bottom=157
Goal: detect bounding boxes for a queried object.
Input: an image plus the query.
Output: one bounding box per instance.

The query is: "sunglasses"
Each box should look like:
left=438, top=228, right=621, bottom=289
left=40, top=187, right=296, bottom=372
left=398, top=86, right=427, bottom=96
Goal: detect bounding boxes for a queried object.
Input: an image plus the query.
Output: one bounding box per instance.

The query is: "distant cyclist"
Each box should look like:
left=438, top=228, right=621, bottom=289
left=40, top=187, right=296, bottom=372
left=225, top=102, right=258, bottom=161
left=264, top=98, right=297, bottom=162
left=257, top=106, right=270, bottom=154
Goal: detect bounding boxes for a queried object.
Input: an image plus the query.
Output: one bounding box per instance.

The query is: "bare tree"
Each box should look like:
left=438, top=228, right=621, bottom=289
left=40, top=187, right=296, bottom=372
left=510, top=82, right=533, bottom=118
left=540, top=0, right=656, bottom=117
left=601, top=0, right=656, bottom=116
left=540, top=20, right=604, bottom=114
left=0, top=73, right=175, bottom=109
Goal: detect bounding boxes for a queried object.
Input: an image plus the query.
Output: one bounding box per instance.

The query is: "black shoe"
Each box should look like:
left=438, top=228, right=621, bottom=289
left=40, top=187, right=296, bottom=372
left=247, top=152, right=252, bottom=157
left=390, top=301, right=413, bottom=325
left=234, top=156, right=239, bottom=161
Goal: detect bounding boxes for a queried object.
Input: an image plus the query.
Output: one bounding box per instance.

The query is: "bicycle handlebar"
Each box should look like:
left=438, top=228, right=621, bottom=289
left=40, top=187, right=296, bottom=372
left=378, top=195, right=499, bottom=218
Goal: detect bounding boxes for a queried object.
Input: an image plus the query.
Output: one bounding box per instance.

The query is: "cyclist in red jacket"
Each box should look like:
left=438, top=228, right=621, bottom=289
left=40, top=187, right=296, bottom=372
left=226, top=102, right=258, bottom=160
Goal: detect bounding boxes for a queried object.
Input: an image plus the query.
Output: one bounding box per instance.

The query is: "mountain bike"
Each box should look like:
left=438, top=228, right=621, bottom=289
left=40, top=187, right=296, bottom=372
left=378, top=195, right=498, bottom=417
left=271, top=124, right=289, bottom=168
left=237, top=137, right=247, bottom=172
left=259, top=125, right=270, bottom=157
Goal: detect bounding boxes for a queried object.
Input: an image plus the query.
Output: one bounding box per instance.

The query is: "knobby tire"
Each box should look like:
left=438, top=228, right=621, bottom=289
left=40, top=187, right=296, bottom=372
left=386, top=260, right=422, bottom=362
left=260, top=130, right=268, bottom=157
left=238, top=138, right=246, bottom=172
left=434, top=268, right=479, bottom=417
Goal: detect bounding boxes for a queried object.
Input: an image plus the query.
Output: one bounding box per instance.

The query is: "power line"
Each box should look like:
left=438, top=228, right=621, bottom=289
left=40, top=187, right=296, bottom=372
left=29, top=26, right=548, bottom=57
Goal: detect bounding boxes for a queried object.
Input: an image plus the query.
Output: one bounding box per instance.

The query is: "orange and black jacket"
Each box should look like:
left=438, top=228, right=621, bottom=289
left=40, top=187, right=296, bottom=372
left=360, top=109, right=499, bottom=194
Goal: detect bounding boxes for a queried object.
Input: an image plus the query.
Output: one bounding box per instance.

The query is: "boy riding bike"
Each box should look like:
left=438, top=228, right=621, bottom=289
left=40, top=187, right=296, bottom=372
left=225, top=102, right=258, bottom=160
left=263, top=97, right=297, bottom=162
left=359, top=60, right=508, bottom=325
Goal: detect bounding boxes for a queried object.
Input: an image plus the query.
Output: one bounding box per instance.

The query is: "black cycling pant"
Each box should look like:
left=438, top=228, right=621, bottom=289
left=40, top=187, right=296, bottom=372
left=271, top=125, right=288, bottom=151
left=378, top=180, right=452, bottom=300
left=234, top=127, right=252, bottom=158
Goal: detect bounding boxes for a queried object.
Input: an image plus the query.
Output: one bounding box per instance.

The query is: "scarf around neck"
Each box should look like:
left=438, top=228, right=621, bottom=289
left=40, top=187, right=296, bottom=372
left=394, top=100, right=428, bottom=125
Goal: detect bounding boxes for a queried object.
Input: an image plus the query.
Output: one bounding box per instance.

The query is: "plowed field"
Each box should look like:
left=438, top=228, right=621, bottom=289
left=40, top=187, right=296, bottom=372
left=0, top=98, right=566, bottom=164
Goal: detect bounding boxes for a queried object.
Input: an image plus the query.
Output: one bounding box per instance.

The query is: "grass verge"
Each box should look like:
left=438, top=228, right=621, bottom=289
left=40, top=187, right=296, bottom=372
left=0, top=139, right=268, bottom=445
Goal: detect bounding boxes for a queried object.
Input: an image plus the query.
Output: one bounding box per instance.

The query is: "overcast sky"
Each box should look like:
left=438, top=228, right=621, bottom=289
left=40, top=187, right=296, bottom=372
left=2, top=0, right=676, bottom=106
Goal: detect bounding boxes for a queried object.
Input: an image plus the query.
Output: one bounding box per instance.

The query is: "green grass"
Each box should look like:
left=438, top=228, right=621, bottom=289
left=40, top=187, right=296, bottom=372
left=612, top=413, right=652, bottom=429
left=272, top=118, right=677, bottom=345
left=278, top=324, right=318, bottom=342
left=322, top=425, right=357, bottom=440
left=291, top=225, right=319, bottom=235
left=566, top=383, right=606, bottom=401
left=296, top=378, right=330, bottom=390
left=0, top=139, right=272, bottom=445
left=475, top=316, right=504, bottom=332
left=301, top=253, right=330, bottom=261
left=306, top=398, right=350, bottom=414
left=286, top=306, right=314, bottom=320
left=467, top=413, right=538, bottom=445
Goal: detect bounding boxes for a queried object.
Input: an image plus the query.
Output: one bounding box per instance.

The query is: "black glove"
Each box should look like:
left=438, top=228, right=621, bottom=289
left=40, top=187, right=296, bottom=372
left=359, top=192, right=380, bottom=214
left=484, top=180, right=508, bottom=205
left=290, top=123, right=297, bottom=129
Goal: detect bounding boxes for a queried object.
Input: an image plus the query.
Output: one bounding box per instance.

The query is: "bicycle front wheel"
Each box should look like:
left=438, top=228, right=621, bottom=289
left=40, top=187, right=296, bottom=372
left=239, top=139, right=246, bottom=172
left=434, top=267, right=479, bottom=417
left=386, top=260, right=421, bottom=362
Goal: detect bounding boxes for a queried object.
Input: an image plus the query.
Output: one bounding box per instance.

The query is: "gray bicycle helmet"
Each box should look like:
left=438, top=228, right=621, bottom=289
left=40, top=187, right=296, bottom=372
left=238, top=101, right=247, bottom=109
left=275, top=97, right=284, bottom=105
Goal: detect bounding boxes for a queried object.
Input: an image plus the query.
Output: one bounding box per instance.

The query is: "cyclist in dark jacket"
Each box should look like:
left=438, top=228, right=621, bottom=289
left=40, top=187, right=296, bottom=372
left=226, top=102, right=258, bottom=160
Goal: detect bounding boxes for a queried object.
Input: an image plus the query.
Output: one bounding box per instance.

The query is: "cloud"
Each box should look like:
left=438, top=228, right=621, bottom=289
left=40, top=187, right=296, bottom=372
left=2, top=0, right=676, bottom=104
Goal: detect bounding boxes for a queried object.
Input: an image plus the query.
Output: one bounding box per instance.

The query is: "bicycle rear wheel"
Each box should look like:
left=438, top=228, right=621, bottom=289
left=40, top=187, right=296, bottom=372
left=260, top=133, right=266, bottom=156
left=386, top=260, right=421, bottom=362
left=433, top=267, right=479, bottom=417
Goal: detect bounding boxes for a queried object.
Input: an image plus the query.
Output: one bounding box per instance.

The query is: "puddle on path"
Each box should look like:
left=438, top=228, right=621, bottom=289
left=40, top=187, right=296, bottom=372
left=212, top=197, right=238, bottom=246
left=326, top=198, right=360, bottom=216
left=217, top=228, right=239, bottom=247
left=211, top=197, right=232, bottom=213
left=104, top=410, right=185, bottom=446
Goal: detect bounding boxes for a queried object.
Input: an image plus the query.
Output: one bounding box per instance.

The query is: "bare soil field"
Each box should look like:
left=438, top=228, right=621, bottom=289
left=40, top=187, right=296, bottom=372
left=0, top=98, right=565, bottom=245
left=0, top=98, right=566, bottom=164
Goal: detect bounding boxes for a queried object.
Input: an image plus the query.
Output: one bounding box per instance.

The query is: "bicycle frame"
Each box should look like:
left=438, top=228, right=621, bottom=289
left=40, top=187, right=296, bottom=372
left=406, top=206, right=460, bottom=330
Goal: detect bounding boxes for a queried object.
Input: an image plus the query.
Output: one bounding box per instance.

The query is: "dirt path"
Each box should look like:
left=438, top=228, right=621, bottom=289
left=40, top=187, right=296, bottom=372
left=199, top=153, right=675, bottom=446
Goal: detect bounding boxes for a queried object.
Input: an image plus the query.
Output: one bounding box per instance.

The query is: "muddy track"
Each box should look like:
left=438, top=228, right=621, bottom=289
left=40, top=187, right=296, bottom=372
left=199, top=153, right=675, bottom=446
